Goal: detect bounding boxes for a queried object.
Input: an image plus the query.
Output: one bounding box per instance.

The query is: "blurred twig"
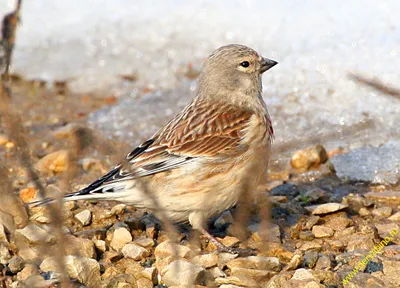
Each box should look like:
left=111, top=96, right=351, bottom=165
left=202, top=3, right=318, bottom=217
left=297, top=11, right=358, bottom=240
left=0, top=0, right=22, bottom=80
left=349, top=73, right=400, bottom=100
left=0, top=2, right=70, bottom=286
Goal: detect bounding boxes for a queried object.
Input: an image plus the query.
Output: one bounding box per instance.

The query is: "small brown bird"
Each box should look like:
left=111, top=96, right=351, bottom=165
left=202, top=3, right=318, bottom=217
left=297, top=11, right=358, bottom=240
left=31, top=44, right=277, bottom=253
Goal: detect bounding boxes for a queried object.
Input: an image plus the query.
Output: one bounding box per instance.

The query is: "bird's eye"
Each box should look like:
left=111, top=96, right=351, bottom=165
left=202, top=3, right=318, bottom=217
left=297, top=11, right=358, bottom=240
left=240, top=61, right=250, bottom=68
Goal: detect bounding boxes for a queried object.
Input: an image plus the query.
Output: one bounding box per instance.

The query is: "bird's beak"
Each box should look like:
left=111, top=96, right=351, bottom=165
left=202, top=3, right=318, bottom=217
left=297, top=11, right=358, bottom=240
left=260, top=57, right=278, bottom=73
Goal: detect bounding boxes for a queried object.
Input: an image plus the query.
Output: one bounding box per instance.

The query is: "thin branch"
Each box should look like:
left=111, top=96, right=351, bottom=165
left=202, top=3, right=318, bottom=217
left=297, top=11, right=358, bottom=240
left=349, top=73, right=400, bottom=100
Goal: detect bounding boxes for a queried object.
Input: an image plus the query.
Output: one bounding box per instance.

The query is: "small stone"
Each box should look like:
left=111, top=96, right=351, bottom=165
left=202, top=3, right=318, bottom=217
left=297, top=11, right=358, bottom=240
left=136, top=278, right=153, bottom=288
left=329, top=240, right=345, bottom=250
left=372, top=206, right=392, bottom=217
left=382, top=259, right=400, bottom=282
left=17, top=263, right=39, bottom=281
left=220, top=236, right=240, bottom=247
left=226, top=256, right=281, bottom=272
left=231, top=267, right=276, bottom=283
left=215, top=274, right=258, bottom=286
left=299, top=231, right=315, bottom=241
left=19, top=187, right=39, bottom=203
left=35, top=150, right=69, bottom=175
left=154, top=240, right=193, bottom=260
left=29, top=210, right=52, bottom=224
left=323, top=213, right=352, bottom=231
left=214, top=210, right=234, bottom=229
left=303, top=251, right=318, bottom=268
left=65, top=235, right=96, bottom=258
left=81, top=158, right=104, bottom=172
left=346, top=234, right=376, bottom=251
left=290, top=144, right=328, bottom=170
left=110, top=227, right=132, bottom=251
left=74, top=210, right=92, bottom=226
left=299, top=242, right=322, bottom=252
left=15, top=224, right=55, bottom=244
left=292, top=268, right=315, bottom=280
left=208, top=266, right=226, bottom=279
left=0, top=134, right=9, bottom=145
left=365, top=191, right=400, bottom=205
left=193, top=253, right=218, bottom=268
left=284, top=254, right=302, bottom=271
left=134, top=237, right=154, bottom=248
left=375, top=223, right=400, bottom=244
left=270, top=183, right=300, bottom=200
left=162, top=260, right=204, bottom=286
left=314, top=254, right=332, bottom=270
left=0, top=242, right=11, bottom=264
left=40, top=256, right=101, bottom=287
left=111, top=204, right=127, bottom=215
left=93, top=239, right=106, bottom=252
left=304, top=216, right=320, bottom=230
left=312, top=225, right=334, bottom=238
left=122, top=243, right=150, bottom=260
left=0, top=224, right=7, bottom=242
left=389, top=212, right=400, bottom=221
left=8, top=255, right=25, bottom=273
left=141, top=267, right=158, bottom=284
left=359, top=207, right=371, bottom=216
left=305, top=203, right=348, bottom=215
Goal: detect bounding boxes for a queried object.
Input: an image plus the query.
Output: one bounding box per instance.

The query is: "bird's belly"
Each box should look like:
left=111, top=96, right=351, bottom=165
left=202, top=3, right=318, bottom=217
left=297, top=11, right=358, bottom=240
left=148, top=145, right=270, bottom=223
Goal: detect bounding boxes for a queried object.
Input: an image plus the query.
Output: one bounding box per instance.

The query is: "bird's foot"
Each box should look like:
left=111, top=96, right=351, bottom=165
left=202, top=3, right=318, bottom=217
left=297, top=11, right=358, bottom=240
left=201, top=228, right=257, bottom=256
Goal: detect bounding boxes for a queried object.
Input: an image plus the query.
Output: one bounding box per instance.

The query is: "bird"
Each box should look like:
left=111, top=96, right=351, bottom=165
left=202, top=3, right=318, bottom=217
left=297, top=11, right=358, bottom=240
left=30, top=44, right=278, bottom=254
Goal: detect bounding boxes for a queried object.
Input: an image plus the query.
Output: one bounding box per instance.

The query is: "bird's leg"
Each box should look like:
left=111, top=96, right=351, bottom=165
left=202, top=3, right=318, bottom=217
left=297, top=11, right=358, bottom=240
left=200, top=228, right=256, bottom=256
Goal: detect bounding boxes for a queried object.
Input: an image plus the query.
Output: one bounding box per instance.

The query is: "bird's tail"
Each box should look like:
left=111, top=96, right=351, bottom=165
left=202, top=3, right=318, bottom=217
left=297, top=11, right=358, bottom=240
left=27, top=165, right=134, bottom=207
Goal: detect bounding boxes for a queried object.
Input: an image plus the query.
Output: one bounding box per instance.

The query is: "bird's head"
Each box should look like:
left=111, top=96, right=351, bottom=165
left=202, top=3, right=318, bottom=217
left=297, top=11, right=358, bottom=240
left=198, top=44, right=277, bottom=101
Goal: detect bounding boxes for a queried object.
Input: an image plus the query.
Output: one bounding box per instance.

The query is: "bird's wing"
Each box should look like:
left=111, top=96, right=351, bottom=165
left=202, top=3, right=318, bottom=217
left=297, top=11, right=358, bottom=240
left=113, top=99, right=254, bottom=181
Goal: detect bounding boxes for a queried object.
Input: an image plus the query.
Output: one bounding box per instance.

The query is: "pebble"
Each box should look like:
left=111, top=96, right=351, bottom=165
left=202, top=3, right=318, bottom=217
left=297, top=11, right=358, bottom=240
left=40, top=256, right=101, bottom=287
left=364, top=191, right=400, bottom=205
left=35, top=150, right=69, bottom=175
left=110, top=227, right=132, bottom=251
left=0, top=134, right=10, bottom=145
left=14, top=224, right=55, bottom=244
left=0, top=224, right=7, bottom=242
left=80, top=158, right=103, bottom=172
left=121, top=243, right=150, bottom=260
left=226, top=256, right=281, bottom=272
left=299, top=231, right=315, bottom=241
left=19, top=187, right=39, bottom=203
left=375, top=223, right=400, bottom=244
left=111, top=204, right=127, bottom=215
left=154, top=240, right=193, bottom=260
left=93, top=239, right=106, bottom=252
left=74, top=209, right=92, bottom=226
left=193, top=253, right=218, bottom=268
left=388, top=212, right=400, bottom=222
left=303, top=251, right=319, bottom=268
left=292, top=268, right=315, bottom=280
left=0, top=242, right=11, bottom=264
left=134, top=237, right=155, bottom=248
left=215, top=274, right=258, bottom=287
left=314, top=254, right=332, bottom=270
left=359, top=207, right=371, bottom=216
left=214, top=210, right=234, bottom=229
left=284, top=254, right=302, bottom=271
left=270, top=183, right=300, bottom=200
left=299, top=242, right=322, bottom=252
left=305, top=203, right=348, bottom=215
left=230, top=267, right=276, bottom=283
left=312, top=225, right=334, bottom=238
left=372, top=206, right=392, bottom=217
left=162, top=260, right=204, bottom=286
left=8, top=255, right=25, bottom=273
left=64, top=235, right=96, bottom=258
left=290, top=144, right=328, bottom=171
left=17, top=263, right=39, bottom=281
left=304, top=216, right=320, bottom=230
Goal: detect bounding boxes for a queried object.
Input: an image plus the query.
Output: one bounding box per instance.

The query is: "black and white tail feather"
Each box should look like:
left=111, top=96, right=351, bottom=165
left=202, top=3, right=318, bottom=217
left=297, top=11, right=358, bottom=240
left=28, top=138, right=193, bottom=207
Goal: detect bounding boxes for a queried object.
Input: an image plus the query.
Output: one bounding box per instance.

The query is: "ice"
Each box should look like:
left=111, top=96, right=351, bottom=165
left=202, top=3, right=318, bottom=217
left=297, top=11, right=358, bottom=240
left=1, top=0, right=400, bottom=159
left=331, top=141, right=400, bottom=185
